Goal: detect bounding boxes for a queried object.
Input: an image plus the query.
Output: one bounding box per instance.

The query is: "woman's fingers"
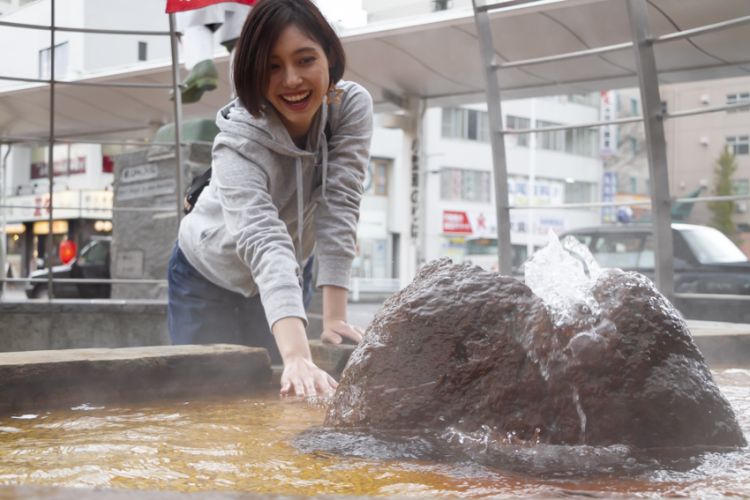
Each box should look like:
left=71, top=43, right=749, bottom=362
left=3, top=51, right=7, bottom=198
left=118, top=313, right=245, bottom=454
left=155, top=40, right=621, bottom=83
left=292, top=379, right=306, bottom=398
left=280, top=358, right=338, bottom=397
left=338, top=323, right=364, bottom=343
left=280, top=380, right=292, bottom=395
left=321, top=329, right=342, bottom=345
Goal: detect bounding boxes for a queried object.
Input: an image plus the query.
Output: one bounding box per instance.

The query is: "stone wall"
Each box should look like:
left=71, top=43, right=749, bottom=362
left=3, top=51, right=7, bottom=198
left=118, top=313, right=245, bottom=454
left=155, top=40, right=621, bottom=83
left=0, top=301, right=169, bottom=352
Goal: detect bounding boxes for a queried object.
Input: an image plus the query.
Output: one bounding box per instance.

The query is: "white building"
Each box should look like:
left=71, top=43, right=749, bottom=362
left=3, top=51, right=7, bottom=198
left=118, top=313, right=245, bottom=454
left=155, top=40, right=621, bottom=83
left=417, top=97, right=603, bottom=270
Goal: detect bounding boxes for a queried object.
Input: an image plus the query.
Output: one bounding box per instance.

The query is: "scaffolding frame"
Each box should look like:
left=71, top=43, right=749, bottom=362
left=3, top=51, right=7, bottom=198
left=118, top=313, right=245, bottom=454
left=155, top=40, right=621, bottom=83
left=472, top=0, right=750, bottom=303
left=0, top=0, right=184, bottom=298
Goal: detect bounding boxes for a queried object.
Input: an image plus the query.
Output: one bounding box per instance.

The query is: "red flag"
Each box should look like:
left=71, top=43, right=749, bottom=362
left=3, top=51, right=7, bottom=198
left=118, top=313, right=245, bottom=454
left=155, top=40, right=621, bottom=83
left=166, top=0, right=256, bottom=14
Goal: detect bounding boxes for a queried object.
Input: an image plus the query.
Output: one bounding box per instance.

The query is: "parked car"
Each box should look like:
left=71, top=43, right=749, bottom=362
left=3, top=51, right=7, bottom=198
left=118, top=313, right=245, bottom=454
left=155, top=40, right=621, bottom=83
left=25, top=237, right=111, bottom=299
left=560, top=223, right=750, bottom=322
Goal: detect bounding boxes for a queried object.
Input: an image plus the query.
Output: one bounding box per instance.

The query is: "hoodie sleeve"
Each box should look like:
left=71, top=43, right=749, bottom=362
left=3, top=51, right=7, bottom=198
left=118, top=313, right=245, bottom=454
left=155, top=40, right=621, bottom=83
left=314, top=83, right=374, bottom=289
left=212, top=140, right=306, bottom=329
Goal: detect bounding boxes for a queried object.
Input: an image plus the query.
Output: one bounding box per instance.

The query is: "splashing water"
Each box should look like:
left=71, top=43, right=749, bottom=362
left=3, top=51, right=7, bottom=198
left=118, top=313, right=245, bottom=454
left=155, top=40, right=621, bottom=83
left=524, top=231, right=602, bottom=328
left=572, top=387, right=587, bottom=442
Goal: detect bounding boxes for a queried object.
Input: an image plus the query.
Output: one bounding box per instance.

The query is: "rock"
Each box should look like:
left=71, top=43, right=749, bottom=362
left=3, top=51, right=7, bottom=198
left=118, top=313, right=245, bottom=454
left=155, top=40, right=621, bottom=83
left=325, top=258, right=746, bottom=450
left=579, top=270, right=746, bottom=448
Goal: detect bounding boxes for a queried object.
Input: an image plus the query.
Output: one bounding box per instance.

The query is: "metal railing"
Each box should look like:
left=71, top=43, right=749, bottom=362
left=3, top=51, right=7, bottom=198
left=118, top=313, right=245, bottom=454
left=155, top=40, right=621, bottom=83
left=472, top=0, right=750, bottom=306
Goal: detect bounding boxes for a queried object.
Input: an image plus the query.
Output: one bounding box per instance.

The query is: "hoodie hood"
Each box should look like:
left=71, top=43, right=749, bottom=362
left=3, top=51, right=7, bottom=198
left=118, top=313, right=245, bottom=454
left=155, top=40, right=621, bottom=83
left=216, top=98, right=329, bottom=158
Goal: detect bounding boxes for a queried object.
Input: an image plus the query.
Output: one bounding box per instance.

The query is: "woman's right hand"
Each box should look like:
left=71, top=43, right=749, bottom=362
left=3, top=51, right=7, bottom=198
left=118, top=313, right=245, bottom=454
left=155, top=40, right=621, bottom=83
left=273, top=316, right=337, bottom=397
left=280, top=355, right=337, bottom=397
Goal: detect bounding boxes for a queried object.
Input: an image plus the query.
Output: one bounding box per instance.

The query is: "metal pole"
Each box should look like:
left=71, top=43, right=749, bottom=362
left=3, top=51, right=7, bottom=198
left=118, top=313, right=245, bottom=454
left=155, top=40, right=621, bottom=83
left=0, top=144, right=11, bottom=299
left=46, top=0, right=56, bottom=300
left=168, top=13, right=184, bottom=225
left=526, top=99, right=536, bottom=259
left=626, top=0, right=674, bottom=300
left=473, top=1, right=512, bottom=275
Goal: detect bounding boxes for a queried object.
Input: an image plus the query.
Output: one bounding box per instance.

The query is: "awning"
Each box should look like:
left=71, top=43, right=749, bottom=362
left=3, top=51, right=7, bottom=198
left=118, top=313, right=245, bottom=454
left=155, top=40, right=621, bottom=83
left=1, top=0, right=749, bottom=143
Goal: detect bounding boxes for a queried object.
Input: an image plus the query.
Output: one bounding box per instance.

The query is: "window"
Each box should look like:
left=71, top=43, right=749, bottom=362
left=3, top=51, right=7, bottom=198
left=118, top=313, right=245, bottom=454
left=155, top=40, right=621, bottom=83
left=38, top=42, right=68, bottom=80
left=506, top=115, right=530, bottom=147
left=564, top=127, right=598, bottom=157
left=364, top=157, right=391, bottom=196
left=630, top=176, right=638, bottom=193
left=79, top=240, right=109, bottom=266
left=734, top=178, right=749, bottom=196
left=564, top=181, right=594, bottom=204
left=536, top=120, right=565, bottom=152
left=727, top=92, right=750, bottom=113
left=441, top=108, right=489, bottom=142
left=630, top=97, right=639, bottom=116
left=593, top=233, right=647, bottom=268
left=30, top=144, right=86, bottom=179
left=440, top=168, right=491, bottom=202
left=727, top=136, right=749, bottom=155
left=433, top=0, right=451, bottom=11
left=138, top=41, right=148, bottom=61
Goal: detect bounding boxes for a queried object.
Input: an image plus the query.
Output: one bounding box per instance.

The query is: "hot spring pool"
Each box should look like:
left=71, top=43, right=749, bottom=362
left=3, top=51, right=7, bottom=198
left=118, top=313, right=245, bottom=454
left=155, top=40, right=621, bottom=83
left=1, top=369, right=748, bottom=498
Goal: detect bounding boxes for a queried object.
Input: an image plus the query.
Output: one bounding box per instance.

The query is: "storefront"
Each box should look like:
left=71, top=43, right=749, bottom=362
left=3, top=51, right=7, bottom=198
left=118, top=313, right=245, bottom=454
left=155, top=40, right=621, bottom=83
left=3, top=190, right=112, bottom=277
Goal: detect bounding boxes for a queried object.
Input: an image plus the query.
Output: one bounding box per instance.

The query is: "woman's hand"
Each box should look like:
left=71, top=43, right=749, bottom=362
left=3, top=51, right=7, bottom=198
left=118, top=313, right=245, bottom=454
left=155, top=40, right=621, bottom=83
left=321, top=319, right=364, bottom=345
left=273, top=316, right=336, bottom=397
left=280, top=355, right=337, bottom=397
left=320, top=285, right=364, bottom=345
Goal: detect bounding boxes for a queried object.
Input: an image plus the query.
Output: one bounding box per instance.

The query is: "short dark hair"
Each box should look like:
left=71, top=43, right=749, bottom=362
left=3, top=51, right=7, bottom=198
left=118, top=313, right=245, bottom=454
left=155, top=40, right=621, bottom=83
left=232, top=0, right=346, bottom=116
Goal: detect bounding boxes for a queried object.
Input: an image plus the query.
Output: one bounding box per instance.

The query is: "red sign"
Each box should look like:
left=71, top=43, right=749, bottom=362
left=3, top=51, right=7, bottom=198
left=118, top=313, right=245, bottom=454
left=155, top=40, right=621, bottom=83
left=166, top=0, right=256, bottom=13
left=443, top=210, right=472, bottom=234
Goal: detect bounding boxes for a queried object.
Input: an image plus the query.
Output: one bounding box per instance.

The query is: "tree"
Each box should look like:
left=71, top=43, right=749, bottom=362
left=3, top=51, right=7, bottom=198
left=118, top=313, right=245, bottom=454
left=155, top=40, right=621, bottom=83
left=708, top=146, right=738, bottom=239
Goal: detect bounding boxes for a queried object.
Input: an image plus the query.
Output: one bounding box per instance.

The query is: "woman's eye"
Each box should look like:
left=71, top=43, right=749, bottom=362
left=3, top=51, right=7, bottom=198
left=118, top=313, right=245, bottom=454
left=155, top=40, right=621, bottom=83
left=269, top=63, right=280, bottom=71
left=300, top=56, right=316, bottom=65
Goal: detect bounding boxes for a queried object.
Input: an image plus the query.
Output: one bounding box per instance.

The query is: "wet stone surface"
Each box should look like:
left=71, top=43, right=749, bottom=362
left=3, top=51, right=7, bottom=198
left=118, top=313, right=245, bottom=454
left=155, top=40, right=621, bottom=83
left=0, top=345, right=272, bottom=415
left=301, top=258, right=746, bottom=473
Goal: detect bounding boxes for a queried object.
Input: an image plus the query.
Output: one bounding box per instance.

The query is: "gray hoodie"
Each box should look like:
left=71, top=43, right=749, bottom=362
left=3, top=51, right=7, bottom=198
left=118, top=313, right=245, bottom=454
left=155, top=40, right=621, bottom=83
left=178, top=80, right=373, bottom=328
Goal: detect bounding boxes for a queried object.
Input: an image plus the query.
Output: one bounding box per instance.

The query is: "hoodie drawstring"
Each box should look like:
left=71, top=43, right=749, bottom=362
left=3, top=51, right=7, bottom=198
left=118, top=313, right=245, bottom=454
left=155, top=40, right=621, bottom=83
left=295, top=157, right=304, bottom=284
left=294, top=98, right=331, bottom=283
left=320, top=132, right=329, bottom=203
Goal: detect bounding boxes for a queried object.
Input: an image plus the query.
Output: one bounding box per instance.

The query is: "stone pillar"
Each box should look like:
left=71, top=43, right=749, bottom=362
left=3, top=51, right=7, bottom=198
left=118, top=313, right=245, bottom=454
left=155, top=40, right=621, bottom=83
left=111, top=143, right=211, bottom=299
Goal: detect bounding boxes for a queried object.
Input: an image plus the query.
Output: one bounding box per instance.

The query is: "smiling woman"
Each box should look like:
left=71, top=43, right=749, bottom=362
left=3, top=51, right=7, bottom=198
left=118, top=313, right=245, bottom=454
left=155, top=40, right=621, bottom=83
left=167, top=0, right=373, bottom=398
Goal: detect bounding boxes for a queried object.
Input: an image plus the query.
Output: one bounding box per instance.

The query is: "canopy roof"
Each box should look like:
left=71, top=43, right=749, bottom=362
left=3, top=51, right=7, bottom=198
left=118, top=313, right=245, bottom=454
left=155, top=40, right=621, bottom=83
left=1, top=0, right=749, bottom=143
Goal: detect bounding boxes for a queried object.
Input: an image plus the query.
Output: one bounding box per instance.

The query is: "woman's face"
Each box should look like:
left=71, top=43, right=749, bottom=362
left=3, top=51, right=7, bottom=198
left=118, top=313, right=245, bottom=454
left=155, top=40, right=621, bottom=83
left=265, top=24, right=330, bottom=142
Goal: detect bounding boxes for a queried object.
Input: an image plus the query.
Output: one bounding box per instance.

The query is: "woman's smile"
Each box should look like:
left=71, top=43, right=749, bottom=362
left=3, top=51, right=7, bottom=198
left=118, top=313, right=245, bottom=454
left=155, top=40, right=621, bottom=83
left=279, top=90, right=313, bottom=110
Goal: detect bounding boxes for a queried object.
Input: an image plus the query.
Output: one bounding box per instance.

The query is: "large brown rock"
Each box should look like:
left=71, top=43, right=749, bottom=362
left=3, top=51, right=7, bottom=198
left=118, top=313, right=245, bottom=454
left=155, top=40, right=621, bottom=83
left=325, top=259, right=746, bottom=450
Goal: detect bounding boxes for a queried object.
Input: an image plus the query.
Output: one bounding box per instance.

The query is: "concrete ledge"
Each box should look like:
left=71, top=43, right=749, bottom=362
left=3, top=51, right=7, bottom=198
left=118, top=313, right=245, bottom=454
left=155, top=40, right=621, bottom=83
left=309, top=339, right=357, bottom=375
left=688, top=320, right=750, bottom=368
left=0, top=344, right=272, bottom=416
left=0, top=300, right=169, bottom=352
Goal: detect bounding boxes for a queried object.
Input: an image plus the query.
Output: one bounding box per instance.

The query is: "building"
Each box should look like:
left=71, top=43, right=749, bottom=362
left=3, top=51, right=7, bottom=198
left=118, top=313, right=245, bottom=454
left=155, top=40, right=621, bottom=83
left=600, top=78, right=750, bottom=256
left=599, top=88, right=650, bottom=224
left=420, top=95, right=603, bottom=269
left=662, top=76, right=750, bottom=243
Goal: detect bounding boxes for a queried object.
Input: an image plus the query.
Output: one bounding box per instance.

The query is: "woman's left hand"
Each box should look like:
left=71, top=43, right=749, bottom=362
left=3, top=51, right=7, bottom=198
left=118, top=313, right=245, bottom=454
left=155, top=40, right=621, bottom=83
left=321, top=319, right=364, bottom=345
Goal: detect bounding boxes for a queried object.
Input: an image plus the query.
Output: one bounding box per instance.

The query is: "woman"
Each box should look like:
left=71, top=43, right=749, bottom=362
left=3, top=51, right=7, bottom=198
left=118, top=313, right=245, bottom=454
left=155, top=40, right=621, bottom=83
left=167, top=0, right=373, bottom=398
